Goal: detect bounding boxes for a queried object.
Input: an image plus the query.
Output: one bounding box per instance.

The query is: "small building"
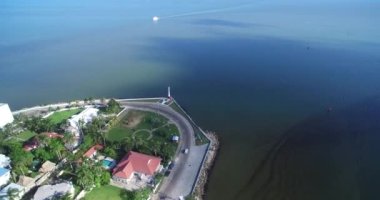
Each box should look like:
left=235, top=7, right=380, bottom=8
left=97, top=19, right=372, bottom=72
left=38, top=161, right=56, bottom=174
left=112, top=151, right=161, bottom=183
left=0, top=183, right=25, bottom=200
left=17, top=175, right=36, bottom=192
left=83, top=144, right=103, bottom=159
left=0, top=167, right=10, bottom=187
left=65, top=108, right=99, bottom=149
left=0, top=154, right=11, bottom=168
left=33, top=182, right=74, bottom=200
left=172, top=135, right=179, bottom=143
left=67, top=108, right=99, bottom=128
left=0, top=103, right=14, bottom=129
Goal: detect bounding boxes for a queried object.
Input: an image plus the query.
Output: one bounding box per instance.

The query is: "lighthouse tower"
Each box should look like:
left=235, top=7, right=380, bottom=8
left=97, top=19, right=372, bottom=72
left=168, top=86, right=171, bottom=98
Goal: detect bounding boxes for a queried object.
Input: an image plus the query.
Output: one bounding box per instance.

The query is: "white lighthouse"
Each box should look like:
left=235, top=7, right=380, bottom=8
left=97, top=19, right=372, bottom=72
left=0, top=103, right=14, bottom=129
left=168, top=86, right=171, bottom=98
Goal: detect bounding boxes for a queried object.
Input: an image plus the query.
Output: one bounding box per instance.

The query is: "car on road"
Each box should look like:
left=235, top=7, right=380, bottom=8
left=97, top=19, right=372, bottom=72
left=168, top=161, right=175, bottom=170
left=183, top=148, right=189, bottom=154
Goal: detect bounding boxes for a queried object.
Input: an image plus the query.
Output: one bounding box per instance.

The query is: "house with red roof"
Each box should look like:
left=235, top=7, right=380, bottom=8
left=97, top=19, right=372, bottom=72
left=83, top=144, right=103, bottom=159
left=112, top=151, right=162, bottom=183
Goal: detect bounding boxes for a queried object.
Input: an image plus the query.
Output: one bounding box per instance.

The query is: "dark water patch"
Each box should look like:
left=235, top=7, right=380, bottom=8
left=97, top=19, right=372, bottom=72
left=236, top=96, right=380, bottom=200
left=136, top=35, right=380, bottom=200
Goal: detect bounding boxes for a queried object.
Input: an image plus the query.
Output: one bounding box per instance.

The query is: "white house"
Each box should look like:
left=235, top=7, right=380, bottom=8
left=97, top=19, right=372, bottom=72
left=0, top=154, right=11, bottom=168
left=65, top=108, right=98, bottom=149
left=67, top=108, right=99, bottom=128
left=0, top=183, right=25, bottom=200
left=0, top=167, right=11, bottom=187
left=0, top=103, right=14, bottom=129
left=33, top=182, right=74, bottom=200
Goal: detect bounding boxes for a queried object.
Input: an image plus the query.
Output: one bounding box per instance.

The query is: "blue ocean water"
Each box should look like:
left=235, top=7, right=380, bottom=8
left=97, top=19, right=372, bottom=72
left=0, top=0, right=379, bottom=199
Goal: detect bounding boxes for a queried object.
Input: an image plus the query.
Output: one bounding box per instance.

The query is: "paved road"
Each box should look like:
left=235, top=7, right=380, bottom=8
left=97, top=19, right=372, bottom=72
left=117, top=101, right=207, bottom=200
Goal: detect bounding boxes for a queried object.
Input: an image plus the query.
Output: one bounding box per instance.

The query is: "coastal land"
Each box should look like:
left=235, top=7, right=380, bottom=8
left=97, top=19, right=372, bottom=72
left=0, top=97, right=218, bottom=200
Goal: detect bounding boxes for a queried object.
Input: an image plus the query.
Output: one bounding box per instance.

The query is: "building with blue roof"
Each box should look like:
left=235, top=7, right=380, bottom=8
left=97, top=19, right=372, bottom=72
left=0, top=167, right=10, bottom=187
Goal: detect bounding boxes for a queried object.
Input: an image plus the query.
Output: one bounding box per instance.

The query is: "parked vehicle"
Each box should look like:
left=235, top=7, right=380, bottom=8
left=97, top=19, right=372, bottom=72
left=168, top=162, right=175, bottom=170
left=183, top=148, right=189, bottom=154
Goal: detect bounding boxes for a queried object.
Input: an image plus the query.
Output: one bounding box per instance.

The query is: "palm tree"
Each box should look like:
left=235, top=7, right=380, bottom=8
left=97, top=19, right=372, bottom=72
left=63, top=132, right=75, bottom=147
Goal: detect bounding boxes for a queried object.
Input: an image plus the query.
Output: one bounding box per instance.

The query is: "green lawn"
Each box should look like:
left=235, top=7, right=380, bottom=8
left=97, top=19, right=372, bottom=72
left=106, top=126, right=133, bottom=141
left=106, top=110, right=178, bottom=164
left=47, top=108, right=82, bottom=125
left=17, top=130, right=37, bottom=141
left=84, top=185, right=124, bottom=200
left=106, top=110, right=168, bottom=142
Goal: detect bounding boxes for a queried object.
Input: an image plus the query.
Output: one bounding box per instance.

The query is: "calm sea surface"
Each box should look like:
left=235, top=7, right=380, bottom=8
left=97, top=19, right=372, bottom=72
left=1, top=0, right=380, bottom=199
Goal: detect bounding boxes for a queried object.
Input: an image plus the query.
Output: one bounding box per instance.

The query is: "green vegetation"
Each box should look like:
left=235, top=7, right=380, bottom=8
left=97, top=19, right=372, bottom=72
left=23, top=116, right=55, bottom=133
left=47, top=108, right=82, bottom=125
left=84, top=185, right=124, bottom=200
left=105, top=110, right=178, bottom=165
left=3, top=142, right=34, bottom=176
left=15, top=130, right=37, bottom=142
left=100, top=99, right=122, bottom=114
left=120, top=188, right=151, bottom=200
left=74, top=159, right=111, bottom=191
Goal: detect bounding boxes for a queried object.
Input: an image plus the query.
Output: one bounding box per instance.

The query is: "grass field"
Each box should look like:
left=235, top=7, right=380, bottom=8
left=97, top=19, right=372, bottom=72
left=17, top=130, right=37, bottom=141
left=47, top=108, right=82, bottom=125
left=106, top=110, right=178, bottom=164
left=106, top=110, right=168, bottom=142
left=84, top=185, right=124, bottom=200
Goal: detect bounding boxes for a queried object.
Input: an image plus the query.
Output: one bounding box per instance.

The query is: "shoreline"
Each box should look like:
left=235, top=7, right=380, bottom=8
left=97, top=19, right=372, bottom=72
left=192, top=131, right=220, bottom=200
left=10, top=97, right=220, bottom=199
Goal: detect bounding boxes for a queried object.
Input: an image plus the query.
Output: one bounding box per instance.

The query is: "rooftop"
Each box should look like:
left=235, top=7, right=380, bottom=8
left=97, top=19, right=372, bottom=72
left=0, top=167, right=10, bottom=176
left=0, top=183, right=24, bottom=200
left=17, top=175, right=35, bottom=187
left=84, top=144, right=104, bottom=158
left=113, top=151, right=161, bottom=179
left=33, top=182, right=74, bottom=200
left=39, top=161, right=56, bottom=173
left=0, top=154, right=10, bottom=168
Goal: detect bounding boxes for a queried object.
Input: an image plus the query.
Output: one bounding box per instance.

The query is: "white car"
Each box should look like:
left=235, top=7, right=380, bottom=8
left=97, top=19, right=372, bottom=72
left=183, top=148, right=189, bottom=154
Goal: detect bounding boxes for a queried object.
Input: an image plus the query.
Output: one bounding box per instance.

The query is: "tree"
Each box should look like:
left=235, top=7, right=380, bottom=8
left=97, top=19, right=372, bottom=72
left=75, top=159, right=110, bottom=190
left=120, top=188, right=151, bottom=200
left=63, top=132, right=76, bottom=150
left=103, top=147, right=117, bottom=158
left=48, top=139, right=66, bottom=161
left=6, top=188, right=20, bottom=200
left=6, top=142, right=34, bottom=175
left=24, top=116, right=54, bottom=133
left=76, top=161, right=94, bottom=191
left=105, top=99, right=121, bottom=113
left=99, top=171, right=111, bottom=185
left=34, top=148, right=52, bottom=162
left=120, top=189, right=136, bottom=200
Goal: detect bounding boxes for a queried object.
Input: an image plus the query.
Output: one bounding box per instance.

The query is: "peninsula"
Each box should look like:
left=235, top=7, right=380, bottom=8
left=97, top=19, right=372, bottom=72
left=0, top=95, right=219, bottom=200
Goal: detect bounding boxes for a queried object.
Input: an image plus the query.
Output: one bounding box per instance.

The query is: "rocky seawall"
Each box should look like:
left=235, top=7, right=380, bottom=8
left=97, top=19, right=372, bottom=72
left=193, top=131, right=220, bottom=200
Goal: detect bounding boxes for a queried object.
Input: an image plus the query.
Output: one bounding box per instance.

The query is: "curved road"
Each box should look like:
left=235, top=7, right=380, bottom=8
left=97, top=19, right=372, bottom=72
left=117, top=101, right=204, bottom=199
